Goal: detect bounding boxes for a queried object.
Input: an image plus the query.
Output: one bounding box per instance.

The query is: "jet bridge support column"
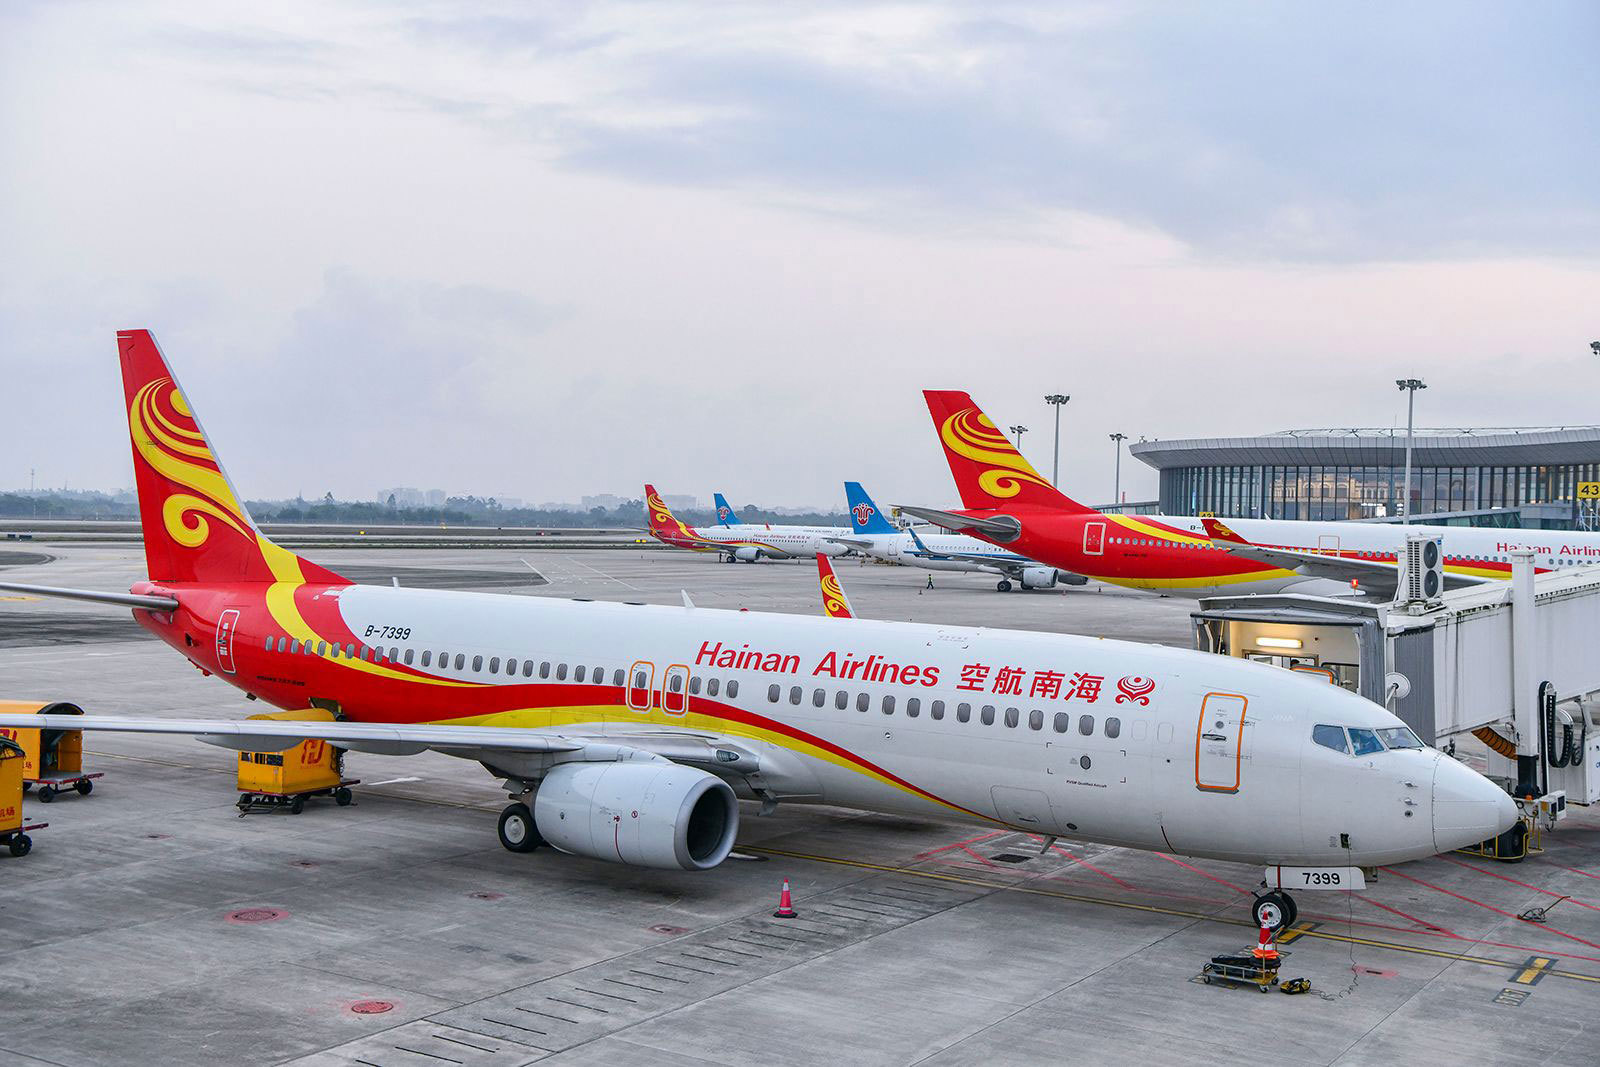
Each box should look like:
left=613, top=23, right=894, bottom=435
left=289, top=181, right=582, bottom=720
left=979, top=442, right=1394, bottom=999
left=1510, top=550, right=1540, bottom=798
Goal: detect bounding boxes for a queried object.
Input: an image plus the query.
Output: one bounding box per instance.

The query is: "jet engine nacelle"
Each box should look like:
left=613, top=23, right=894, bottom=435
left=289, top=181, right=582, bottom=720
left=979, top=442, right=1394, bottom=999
left=533, top=761, right=739, bottom=870
left=1020, top=566, right=1060, bottom=589
left=732, top=546, right=762, bottom=562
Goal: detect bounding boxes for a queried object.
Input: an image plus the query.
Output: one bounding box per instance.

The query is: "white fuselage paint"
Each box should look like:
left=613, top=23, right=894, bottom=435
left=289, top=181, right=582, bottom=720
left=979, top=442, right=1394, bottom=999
left=270, top=584, right=1512, bottom=868
left=698, top=522, right=853, bottom=559
left=853, top=527, right=1041, bottom=575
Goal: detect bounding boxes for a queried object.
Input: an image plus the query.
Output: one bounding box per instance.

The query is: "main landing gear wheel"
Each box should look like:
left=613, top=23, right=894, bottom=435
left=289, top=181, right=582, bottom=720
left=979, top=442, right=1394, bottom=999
left=498, top=803, right=541, bottom=853
left=1252, top=891, right=1296, bottom=932
left=996, top=579, right=1013, bottom=592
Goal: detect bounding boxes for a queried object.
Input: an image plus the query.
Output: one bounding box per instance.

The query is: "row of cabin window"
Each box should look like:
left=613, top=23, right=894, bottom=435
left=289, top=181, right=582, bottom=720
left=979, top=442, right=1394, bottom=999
left=260, top=636, right=742, bottom=699
left=764, top=683, right=1121, bottom=737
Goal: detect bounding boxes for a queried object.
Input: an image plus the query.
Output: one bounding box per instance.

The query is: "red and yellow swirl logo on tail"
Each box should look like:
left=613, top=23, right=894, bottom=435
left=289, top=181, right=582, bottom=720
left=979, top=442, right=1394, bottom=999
left=820, top=572, right=853, bottom=618
left=939, top=408, right=1053, bottom=499
left=130, top=377, right=254, bottom=551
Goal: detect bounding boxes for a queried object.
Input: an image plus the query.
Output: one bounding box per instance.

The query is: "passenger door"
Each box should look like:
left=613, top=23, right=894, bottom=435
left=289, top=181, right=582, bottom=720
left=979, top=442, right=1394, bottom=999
left=1083, top=521, right=1106, bottom=556
left=1195, top=692, right=1248, bottom=793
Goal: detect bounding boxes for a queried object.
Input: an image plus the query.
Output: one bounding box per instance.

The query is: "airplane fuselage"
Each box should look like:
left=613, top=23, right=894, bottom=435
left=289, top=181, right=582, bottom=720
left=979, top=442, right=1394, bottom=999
left=129, top=577, right=1505, bottom=867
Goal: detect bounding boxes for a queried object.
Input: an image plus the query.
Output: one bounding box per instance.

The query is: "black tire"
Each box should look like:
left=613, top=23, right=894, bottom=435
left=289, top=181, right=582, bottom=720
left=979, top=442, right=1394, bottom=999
left=1281, top=893, right=1299, bottom=929
left=9, top=835, right=31, bottom=857
left=334, top=787, right=353, bottom=807
left=1252, top=891, right=1293, bottom=933
left=996, top=579, right=1013, bottom=592
left=37, top=785, right=55, bottom=804
left=289, top=795, right=305, bottom=815
left=1494, top=820, right=1529, bottom=863
left=77, top=779, right=93, bottom=796
left=238, top=793, right=252, bottom=809
left=498, top=803, right=539, bottom=853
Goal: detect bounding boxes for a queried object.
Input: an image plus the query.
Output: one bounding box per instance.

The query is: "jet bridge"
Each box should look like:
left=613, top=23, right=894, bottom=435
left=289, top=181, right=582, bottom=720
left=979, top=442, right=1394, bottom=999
left=1192, top=556, right=1600, bottom=805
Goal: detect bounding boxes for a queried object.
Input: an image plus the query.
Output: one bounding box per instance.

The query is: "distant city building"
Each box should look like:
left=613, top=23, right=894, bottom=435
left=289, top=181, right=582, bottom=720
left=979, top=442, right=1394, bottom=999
left=663, top=494, right=698, bottom=512
left=581, top=493, right=628, bottom=511
left=1131, top=426, right=1600, bottom=525
left=378, top=487, right=448, bottom=508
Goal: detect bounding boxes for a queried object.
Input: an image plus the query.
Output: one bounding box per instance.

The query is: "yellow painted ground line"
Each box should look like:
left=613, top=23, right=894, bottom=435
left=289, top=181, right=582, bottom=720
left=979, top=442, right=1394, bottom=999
left=747, top=844, right=1600, bottom=987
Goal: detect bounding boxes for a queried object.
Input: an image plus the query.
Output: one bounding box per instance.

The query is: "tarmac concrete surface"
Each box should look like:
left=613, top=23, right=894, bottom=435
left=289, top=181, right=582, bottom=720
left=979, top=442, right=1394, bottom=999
left=1, top=545, right=1597, bottom=1066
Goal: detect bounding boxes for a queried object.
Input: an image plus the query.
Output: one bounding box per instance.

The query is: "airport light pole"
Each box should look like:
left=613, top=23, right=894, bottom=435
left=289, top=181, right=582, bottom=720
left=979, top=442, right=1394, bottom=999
left=1396, top=378, right=1426, bottom=523
left=1009, top=424, right=1028, bottom=449
left=1109, top=433, right=1127, bottom=508
left=1044, top=394, right=1070, bottom=486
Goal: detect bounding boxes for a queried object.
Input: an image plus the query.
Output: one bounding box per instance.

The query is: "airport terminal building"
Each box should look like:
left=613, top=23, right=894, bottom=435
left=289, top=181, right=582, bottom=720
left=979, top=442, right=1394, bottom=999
left=1129, top=426, right=1600, bottom=527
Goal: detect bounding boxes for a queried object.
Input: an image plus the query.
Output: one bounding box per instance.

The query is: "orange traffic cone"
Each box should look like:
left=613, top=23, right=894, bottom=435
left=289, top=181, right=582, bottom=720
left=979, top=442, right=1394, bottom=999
left=1251, top=922, right=1278, bottom=961
left=773, top=878, right=798, bottom=919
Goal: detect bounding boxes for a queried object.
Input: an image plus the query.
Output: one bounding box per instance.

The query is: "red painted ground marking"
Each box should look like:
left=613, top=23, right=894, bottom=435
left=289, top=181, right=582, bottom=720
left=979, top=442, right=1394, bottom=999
left=1388, top=869, right=1600, bottom=952
left=1347, top=893, right=1459, bottom=936
left=349, top=1001, right=393, bottom=1015
left=1048, top=845, right=1136, bottom=890
left=956, top=847, right=998, bottom=867
left=1151, top=852, right=1250, bottom=894
left=226, top=907, right=288, bottom=924
left=1439, top=856, right=1600, bottom=911
left=1542, top=861, right=1600, bottom=882
left=914, top=831, right=1005, bottom=860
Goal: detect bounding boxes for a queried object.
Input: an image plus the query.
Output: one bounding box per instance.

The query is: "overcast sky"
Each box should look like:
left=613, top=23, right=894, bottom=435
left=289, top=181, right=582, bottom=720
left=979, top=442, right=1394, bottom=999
left=3, top=1, right=1596, bottom=509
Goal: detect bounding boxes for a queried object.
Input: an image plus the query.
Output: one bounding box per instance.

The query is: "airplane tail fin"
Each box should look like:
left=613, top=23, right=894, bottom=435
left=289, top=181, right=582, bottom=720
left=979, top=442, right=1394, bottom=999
left=713, top=493, right=744, bottom=527
left=843, top=482, right=898, bottom=534
left=921, top=390, right=1092, bottom=513
left=118, top=330, right=347, bottom=586
left=644, top=484, right=699, bottom=545
left=816, top=554, right=856, bottom=619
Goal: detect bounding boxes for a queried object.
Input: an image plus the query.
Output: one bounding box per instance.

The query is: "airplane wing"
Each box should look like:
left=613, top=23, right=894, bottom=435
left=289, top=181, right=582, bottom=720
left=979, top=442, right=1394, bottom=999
left=1199, top=518, right=1494, bottom=596
left=824, top=536, right=874, bottom=549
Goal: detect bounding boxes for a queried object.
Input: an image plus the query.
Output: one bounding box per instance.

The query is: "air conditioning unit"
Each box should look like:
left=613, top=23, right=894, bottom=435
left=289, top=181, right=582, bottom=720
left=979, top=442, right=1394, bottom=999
left=1399, top=533, right=1445, bottom=610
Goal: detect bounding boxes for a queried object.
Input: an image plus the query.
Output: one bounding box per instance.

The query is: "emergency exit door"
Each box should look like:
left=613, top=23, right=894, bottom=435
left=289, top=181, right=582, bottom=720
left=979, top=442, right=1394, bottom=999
left=1195, top=692, right=1247, bottom=792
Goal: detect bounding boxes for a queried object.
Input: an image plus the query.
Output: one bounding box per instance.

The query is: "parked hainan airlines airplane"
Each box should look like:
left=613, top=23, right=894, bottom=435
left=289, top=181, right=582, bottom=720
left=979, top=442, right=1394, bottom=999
left=0, top=333, right=1516, bottom=932
left=645, top=486, right=851, bottom=561
left=833, top=482, right=1085, bottom=592
left=902, top=390, right=1600, bottom=599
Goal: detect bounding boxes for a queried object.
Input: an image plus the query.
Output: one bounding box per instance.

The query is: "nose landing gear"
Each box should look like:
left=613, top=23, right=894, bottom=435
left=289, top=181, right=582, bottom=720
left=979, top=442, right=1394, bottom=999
left=1252, top=890, right=1298, bottom=932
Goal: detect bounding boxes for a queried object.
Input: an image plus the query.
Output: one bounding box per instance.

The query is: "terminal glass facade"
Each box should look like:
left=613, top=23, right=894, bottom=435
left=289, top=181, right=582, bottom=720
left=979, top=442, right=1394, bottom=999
left=1163, top=463, right=1600, bottom=522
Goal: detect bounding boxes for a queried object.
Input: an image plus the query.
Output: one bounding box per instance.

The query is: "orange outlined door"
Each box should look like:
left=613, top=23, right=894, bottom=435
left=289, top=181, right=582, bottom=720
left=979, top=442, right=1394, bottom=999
left=628, top=661, right=655, bottom=713
left=216, top=609, right=241, bottom=674
left=1083, top=521, right=1106, bottom=556
left=662, top=665, right=689, bottom=715
left=1195, top=692, right=1247, bottom=792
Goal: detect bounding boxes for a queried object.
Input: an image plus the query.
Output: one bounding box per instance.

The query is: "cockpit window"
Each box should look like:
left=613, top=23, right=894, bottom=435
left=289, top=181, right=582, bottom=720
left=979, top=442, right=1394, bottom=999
left=1348, top=728, right=1385, bottom=756
left=1377, top=726, right=1424, bottom=750
left=1312, top=724, right=1350, bottom=754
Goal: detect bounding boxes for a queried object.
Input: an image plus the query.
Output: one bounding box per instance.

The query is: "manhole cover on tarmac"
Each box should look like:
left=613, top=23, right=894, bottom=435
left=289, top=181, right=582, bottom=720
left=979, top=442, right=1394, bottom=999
left=349, top=1001, right=395, bottom=1015
left=468, top=891, right=505, bottom=900
left=226, top=908, right=288, bottom=924
left=990, top=853, right=1032, bottom=863
left=290, top=860, right=318, bottom=868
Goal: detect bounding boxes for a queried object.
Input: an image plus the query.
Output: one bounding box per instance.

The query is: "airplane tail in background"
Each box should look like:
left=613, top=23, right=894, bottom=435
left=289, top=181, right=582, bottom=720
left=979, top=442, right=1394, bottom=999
left=644, top=484, right=704, bottom=548
left=921, top=390, right=1093, bottom=513
left=713, top=493, right=744, bottom=527
left=118, top=330, right=347, bottom=586
left=816, top=554, right=855, bottom=619
left=843, top=482, right=898, bottom=535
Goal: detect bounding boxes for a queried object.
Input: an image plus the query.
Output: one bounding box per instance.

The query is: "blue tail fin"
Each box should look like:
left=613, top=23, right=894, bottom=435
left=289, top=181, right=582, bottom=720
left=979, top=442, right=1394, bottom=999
left=713, top=493, right=743, bottom=527
left=844, top=482, right=897, bottom=534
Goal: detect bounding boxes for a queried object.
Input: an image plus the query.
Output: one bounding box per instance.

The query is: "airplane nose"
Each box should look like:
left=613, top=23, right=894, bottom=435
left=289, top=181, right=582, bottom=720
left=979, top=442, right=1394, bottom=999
left=1432, top=753, right=1518, bottom=853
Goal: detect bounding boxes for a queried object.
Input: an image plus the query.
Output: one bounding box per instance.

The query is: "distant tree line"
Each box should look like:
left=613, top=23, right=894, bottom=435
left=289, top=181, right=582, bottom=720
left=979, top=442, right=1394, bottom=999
left=0, top=490, right=848, bottom=530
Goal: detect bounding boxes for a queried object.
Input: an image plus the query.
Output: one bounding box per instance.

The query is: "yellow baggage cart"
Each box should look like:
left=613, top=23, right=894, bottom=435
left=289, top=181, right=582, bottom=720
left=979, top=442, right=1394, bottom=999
left=0, top=700, right=104, bottom=803
left=1, top=736, right=47, bottom=857
left=235, top=708, right=358, bottom=816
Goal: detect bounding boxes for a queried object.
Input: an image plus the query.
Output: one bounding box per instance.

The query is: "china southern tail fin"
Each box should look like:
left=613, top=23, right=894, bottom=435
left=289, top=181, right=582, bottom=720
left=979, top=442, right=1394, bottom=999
left=119, top=330, right=347, bottom=586
left=843, top=482, right=897, bottom=534
left=713, top=493, right=744, bottom=527
left=922, top=390, right=1092, bottom=513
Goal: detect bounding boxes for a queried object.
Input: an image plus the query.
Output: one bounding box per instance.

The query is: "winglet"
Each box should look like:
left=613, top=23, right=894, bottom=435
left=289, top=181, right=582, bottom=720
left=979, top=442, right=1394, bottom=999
left=816, top=554, right=855, bottom=619
left=1201, top=517, right=1249, bottom=545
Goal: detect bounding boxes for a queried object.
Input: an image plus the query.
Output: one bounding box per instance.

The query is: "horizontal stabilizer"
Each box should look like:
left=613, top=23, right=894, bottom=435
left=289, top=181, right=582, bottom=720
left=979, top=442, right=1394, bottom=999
left=0, top=582, right=180, bottom=612
left=895, top=505, right=1022, bottom=542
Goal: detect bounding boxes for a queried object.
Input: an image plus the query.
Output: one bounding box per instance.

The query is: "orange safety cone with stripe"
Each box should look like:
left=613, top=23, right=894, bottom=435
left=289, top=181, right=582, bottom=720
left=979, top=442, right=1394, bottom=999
left=1252, top=922, right=1278, bottom=961
left=773, top=878, right=798, bottom=919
